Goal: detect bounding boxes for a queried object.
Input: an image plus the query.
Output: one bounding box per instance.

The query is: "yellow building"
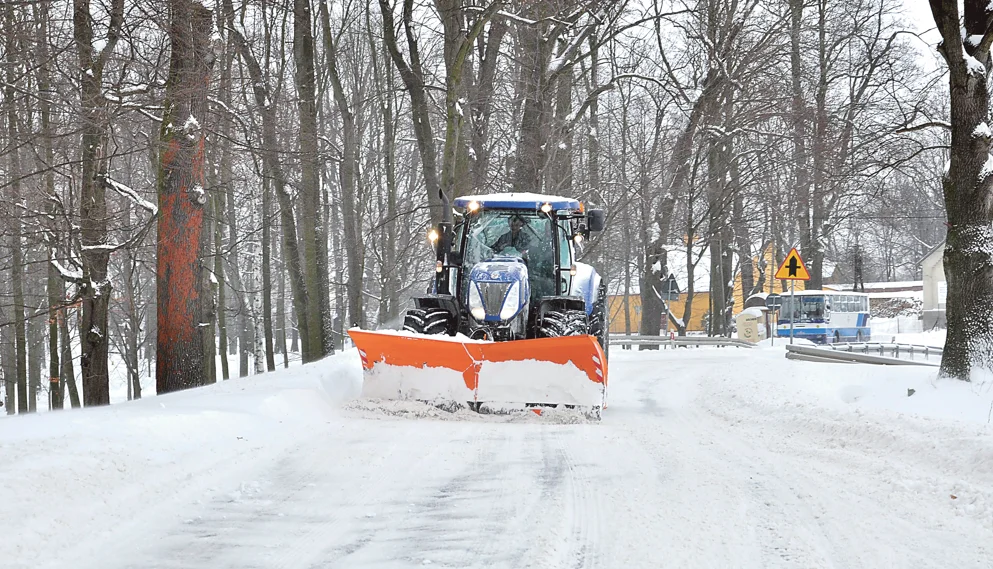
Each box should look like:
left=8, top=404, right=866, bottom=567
left=608, top=243, right=809, bottom=334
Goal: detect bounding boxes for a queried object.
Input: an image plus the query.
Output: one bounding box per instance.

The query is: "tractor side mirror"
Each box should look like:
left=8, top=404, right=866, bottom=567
left=587, top=209, right=606, bottom=232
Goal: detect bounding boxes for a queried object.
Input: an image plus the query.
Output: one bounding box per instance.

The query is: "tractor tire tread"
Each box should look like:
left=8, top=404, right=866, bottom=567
left=538, top=309, right=588, bottom=338
left=402, top=308, right=451, bottom=336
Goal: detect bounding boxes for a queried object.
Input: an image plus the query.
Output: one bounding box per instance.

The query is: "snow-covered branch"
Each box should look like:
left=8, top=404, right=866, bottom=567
left=100, top=175, right=158, bottom=215
left=119, top=102, right=163, bottom=122
left=548, top=7, right=607, bottom=77
left=51, top=259, right=84, bottom=284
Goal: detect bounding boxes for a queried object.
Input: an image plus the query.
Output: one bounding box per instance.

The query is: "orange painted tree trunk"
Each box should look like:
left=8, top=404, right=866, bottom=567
left=156, top=0, right=214, bottom=394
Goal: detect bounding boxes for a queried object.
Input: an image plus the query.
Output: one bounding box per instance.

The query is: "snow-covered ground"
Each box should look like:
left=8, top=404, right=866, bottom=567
left=1, top=332, right=991, bottom=568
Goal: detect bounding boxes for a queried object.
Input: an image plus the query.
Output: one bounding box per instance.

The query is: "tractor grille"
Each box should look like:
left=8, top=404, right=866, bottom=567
left=478, top=282, right=512, bottom=318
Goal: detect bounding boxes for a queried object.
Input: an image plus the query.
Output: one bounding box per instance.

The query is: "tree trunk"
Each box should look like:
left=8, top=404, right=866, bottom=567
left=366, top=13, right=402, bottom=326
left=2, top=10, right=29, bottom=412
left=60, top=310, right=80, bottom=408
left=930, top=0, right=993, bottom=379
left=513, top=11, right=554, bottom=194
left=262, top=169, right=276, bottom=371
left=379, top=0, right=443, bottom=223
left=156, top=0, right=214, bottom=394
left=469, top=16, right=509, bottom=193
left=547, top=66, right=574, bottom=195
left=122, top=235, right=142, bottom=399
left=584, top=32, right=600, bottom=203
left=214, top=186, right=229, bottom=379
left=732, top=158, right=755, bottom=301
left=74, top=0, right=124, bottom=406
left=214, top=10, right=233, bottom=380
left=28, top=302, right=43, bottom=411
left=0, top=285, right=15, bottom=414
left=436, top=0, right=500, bottom=202
left=278, top=218, right=289, bottom=367
left=808, top=0, right=828, bottom=290
left=294, top=0, right=330, bottom=358
left=35, top=0, right=62, bottom=409
left=790, top=0, right=813, bottom=291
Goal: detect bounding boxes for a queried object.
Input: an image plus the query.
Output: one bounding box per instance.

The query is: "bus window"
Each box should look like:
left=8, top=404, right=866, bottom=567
left=779, top=296, right=826, bottom=323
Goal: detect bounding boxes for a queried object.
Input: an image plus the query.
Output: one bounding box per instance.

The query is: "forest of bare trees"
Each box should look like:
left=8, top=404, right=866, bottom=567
left=0, top=0, right=958, bottom=412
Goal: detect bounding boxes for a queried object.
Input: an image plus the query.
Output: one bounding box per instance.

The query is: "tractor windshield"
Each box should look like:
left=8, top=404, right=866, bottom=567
left=460, top=210, right=557, bottom=300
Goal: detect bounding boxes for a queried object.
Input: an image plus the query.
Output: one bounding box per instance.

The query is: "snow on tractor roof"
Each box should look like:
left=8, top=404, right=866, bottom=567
left=454, top=192, right=581, bottom=211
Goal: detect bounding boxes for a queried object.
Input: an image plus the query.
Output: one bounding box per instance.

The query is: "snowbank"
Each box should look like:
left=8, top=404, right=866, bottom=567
left=0, top=350, right=363, bottom=569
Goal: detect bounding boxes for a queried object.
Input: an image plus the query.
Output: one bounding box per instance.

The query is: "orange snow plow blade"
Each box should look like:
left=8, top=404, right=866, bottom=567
left=347, top=329, right=607, bottom=413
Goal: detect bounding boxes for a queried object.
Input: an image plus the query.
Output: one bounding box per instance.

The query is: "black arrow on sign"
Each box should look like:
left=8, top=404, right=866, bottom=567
left=787, top=256, right=800, bottom=277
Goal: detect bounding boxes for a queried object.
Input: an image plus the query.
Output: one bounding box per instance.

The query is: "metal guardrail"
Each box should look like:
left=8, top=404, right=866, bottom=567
left=784, top=343, right=941, bottom=367
left=823, top=341, right=943, bottom=358
left=609, top=335, right=755, bottom=349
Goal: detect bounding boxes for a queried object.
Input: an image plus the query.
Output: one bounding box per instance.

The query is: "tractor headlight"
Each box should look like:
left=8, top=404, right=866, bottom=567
left=468, top=283, right=486, bottom=320
left=499, top=281, right=521, bottom=320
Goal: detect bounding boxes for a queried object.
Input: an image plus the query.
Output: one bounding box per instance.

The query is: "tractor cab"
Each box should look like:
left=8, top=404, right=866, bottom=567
left=454, top=207, right=568, bottom=303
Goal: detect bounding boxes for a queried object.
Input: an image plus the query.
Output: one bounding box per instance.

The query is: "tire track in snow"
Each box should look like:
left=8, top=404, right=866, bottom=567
left=311, top=425, right=518, bottom=568
left=505, top=427, right=604, bottom=569
left=96, top=423, right=461, bottom=569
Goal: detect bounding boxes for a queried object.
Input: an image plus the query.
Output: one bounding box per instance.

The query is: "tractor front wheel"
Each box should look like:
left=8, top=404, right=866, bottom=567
left=538, top=309, right=588, bottom=338
left=402, top=307, right=452, bottom=336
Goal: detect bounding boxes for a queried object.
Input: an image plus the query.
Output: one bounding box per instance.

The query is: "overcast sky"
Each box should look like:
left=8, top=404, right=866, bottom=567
left=901, top=0, right=942, bottom=72
left=902, top=0, right=934, bottom=33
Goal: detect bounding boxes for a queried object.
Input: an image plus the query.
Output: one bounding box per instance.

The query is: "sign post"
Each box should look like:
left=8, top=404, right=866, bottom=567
left=765, top=293, right=782, bottom=346
left=659, top=273, right=680, bottom=337
left=774, top=247, right=811, bottom=345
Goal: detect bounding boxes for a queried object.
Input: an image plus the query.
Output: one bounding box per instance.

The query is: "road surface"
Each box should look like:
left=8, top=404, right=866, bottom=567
left=8, top=348, right=991, bottom=569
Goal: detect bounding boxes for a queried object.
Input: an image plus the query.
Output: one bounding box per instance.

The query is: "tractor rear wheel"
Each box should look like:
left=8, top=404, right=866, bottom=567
left=588, top=283, right=610, bottom=360
left=402, top=307, right=451, bottom=336
left=538, top=309, right=588, bottom=338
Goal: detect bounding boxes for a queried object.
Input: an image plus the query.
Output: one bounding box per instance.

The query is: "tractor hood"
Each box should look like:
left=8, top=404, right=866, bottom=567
left=466, top=257, right=530, bottom=322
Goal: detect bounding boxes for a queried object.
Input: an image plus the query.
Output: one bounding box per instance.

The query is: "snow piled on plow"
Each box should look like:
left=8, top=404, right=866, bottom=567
left=475, top=359, right=605, bottom=407
left=360, top=361, right=475, bottom=402
left=356, top=357, right=605, bottom=413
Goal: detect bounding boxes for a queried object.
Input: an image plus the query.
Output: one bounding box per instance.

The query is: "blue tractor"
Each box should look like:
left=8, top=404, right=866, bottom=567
left=403, top=192, right=609, bottom=354
left=348, top=192, right=609, bottom=416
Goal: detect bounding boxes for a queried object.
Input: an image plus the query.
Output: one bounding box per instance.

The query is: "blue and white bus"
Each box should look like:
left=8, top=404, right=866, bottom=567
left=776, top=290, right=871, bottom=344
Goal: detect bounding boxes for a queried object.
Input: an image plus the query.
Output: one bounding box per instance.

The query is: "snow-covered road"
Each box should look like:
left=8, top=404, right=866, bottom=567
left=2, top=346, right=991, bottom=568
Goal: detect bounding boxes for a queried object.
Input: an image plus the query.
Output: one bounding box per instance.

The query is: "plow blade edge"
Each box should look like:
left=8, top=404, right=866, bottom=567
left=347, top=330, right=607, bottom=410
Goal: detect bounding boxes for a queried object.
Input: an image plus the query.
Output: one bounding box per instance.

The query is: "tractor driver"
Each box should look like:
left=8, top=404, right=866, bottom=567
left=492, top=214, right=531, bottom=254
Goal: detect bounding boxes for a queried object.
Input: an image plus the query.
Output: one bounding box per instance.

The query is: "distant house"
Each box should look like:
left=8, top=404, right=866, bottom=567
left=607, top=242, right=810, bottom=334
left=919, top=239, right=947, bottom=329
left=605, top=242, right=714, bottom=334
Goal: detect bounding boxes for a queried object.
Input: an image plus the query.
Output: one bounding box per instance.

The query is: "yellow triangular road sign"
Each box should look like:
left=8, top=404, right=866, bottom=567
left=775, top=248, right=810, bottom=280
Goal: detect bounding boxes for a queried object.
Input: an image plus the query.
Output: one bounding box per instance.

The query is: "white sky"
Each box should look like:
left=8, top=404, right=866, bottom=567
left=902, top=0, right=936, bottom=34
left=901, top=0, right=943, bottom=73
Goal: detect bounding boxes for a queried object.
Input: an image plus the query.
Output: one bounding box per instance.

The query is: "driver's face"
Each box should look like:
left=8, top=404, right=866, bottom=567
left=510, top=218, right=524, bottom=232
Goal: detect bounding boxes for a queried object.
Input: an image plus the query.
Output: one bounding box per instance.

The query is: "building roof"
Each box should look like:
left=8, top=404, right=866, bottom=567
left=824, top=280, right=922, bottom=293
left=919, top=238, right=946, bottom=265
left=454, top=193, right=581, bottom=211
